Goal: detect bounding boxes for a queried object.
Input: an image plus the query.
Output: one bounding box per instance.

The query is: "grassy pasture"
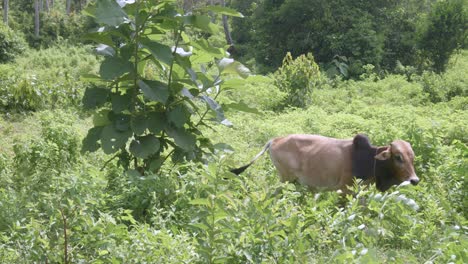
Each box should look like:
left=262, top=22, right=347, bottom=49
left=0, top=48, right=466, bottom=263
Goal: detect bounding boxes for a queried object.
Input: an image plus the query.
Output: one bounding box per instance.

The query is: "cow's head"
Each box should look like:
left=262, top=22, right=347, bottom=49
left=375, top=140, right=419, bottom=191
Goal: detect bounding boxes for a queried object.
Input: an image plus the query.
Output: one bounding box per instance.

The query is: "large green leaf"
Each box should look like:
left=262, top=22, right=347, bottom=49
left=100, top=57, right=133, bottom=80
left=167, top=105, right=190, bottom=128
left=86, top=0, right=128, bottom=27
left=201, top=6, right=244, bottom=18
left=200, top=95, right=231, bottom=126
left=100, top=125, right=132, bottom=154
left=218, top=58, right=251, bottom=78
left=84, top=32, right=115, bottom=47
left=95, top=44, right=116, bottom=57
left=140, top=38, right=173, bottom=65
left=82, top=126, right=104, bottom=153
left=183, top=15, right=218, bottom=34
left=83, top=87, right=109, bottom=109
left=224, top=101, right=261, bottom=115
left=129, top=135, right=160, bottom=159
left=137, top=80, right=169, bottom=104
left=148, top=112, right=166, bottom=134
left=191, top=39, right=224, bottom=57
left=165, top=126, right=196, bottom=151
left=111, top=92, right=132, bottom=113
left=131, top=114, right=147, bottom=135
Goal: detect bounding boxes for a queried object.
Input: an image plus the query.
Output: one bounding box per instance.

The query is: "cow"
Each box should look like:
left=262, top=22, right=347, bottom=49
left=230, top=134, right=419, bottom=193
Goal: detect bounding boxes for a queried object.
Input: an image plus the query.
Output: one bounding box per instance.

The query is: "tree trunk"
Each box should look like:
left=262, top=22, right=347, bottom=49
left=3, top=0, right=9, bottom=25
left=183, top=0, right=192, bottom=13
left=77, top=0, right=82, bottom=12
left=66, top=0, right=71, bottom=15
left=220, top=0, right=233, bottom=46
left=45, top=0, right=49, bottom=13
left=34, top=0, right=40, bottom=37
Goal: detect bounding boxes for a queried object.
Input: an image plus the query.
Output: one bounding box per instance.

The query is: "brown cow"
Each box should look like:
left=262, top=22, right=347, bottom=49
left=230, top=134, right=419, bottom=193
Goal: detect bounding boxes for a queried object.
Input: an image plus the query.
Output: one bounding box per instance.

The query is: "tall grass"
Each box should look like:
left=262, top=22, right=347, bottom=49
left=0, top=50, right=466, bottom=262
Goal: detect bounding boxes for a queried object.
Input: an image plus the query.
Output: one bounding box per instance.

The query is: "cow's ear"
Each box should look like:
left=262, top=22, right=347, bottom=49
left=375, top=148, right=391, bottom=160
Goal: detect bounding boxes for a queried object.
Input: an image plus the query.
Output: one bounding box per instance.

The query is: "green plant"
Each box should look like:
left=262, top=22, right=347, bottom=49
left=0, top=23, right=27, bottom=63
left=81, top=0, right=253, bottom=173
left=273, top=52, right=321, bottom=108
left=418, top=0, right=467, bottom=73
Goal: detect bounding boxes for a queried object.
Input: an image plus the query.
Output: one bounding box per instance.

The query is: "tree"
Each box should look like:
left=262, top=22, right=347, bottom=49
left=66, top=0, right=71, bottom=14
left=82, top=0, right=253, bottom=173
left=220, top=0, right=233, bottom=47
left=229, top=0, right=465, bottom=76
left=34, top=0, right=39, bottom=37
left=3, top=0, right=8, bottom=25
left=419, top=0, right=467, bottom=72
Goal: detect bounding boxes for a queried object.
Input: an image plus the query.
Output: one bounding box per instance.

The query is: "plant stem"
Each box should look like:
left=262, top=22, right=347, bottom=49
left=100, top=151, right=120, bottom=171
left=59, top=208, right=69, bottom=264
left=167, top=27, right=183, bottom=90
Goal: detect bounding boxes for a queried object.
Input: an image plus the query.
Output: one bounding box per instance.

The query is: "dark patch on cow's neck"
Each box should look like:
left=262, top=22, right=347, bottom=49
left=352, top=134, right=400, bottom=191
left=352, top=134, right=375, bottom=181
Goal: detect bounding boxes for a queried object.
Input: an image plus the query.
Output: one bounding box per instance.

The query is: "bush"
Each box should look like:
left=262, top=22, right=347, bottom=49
left=0, top=44, right=98, bottom=111
left=0, top=24, right=27, bottom=63
left=273, top=52, right=321, bottom=108
left=418, top=0, right=467, bottom=73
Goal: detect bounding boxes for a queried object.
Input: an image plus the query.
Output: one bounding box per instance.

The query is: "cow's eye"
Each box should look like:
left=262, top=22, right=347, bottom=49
left=394, top=154, right=403, bottom=163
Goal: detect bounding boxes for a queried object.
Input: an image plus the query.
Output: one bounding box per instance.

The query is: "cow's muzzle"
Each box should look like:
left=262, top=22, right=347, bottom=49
left=409, top=177, right=420, bottom=186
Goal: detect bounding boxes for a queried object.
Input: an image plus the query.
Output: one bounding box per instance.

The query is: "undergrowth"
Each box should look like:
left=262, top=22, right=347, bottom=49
left=0, top=47, right=466, bottom=263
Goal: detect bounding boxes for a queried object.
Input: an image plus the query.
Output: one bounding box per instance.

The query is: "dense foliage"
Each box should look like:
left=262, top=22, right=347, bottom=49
left=274, top=52, right=321, bottom=108
left=6, top=0, right=93, bottom=47
left=230, top=0, right=467, bottom=76
left=0, top=44, right=97, bottom=111
left=0, top=23, right=27, bottom=63
left=81, top=0, right=249, bottom=173
left=0, top=0, right=466, bottom=263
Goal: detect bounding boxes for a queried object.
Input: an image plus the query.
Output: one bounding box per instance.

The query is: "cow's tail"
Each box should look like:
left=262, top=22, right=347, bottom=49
left=230, top=140, right=272, bottom=175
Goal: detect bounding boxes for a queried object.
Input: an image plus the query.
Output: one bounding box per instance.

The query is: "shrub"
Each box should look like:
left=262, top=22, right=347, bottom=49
left=0, top=44, right=98, bottom=111
left=273, top=52, right=321, bottom=108
left=0, top=24, right=27, bottom=63
left=418, top=0, right=467, bottom=73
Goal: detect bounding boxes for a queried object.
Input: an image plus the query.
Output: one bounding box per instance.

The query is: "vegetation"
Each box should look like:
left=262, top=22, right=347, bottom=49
left=230, top=0, right=467, bottom=76
left=0, top=0, right=466, bottom=263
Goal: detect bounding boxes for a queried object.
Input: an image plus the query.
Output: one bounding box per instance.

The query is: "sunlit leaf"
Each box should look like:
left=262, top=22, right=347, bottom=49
left=200, top=95, right=232, bottom=126
left=189, top=198, right=210, bottom=206
left=201, top=6, right=244, bottom=17
left=86, top=0, right=128, bottom=27
left=183, top=15, right=218, bottom=33
left=140, top=38, right=173, bottom=65
left=224, top=101, right=261, bottom=114
left=95, top=44, right=116, bottom=57
left=218, top=58, right=251, bottom=78
left=192, top=39, right=224, bottom=57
